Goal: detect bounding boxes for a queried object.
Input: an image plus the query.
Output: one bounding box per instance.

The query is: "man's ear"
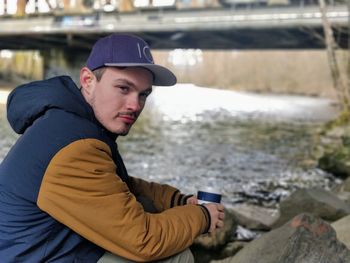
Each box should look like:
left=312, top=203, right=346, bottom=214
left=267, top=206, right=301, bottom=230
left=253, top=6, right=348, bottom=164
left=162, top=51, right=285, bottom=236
left=80, top=67, right=96, bottom=97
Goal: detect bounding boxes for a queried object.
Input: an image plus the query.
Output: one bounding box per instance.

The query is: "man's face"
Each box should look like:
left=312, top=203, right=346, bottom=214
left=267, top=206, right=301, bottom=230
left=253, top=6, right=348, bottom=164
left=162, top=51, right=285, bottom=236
left=86, top=67, right=153, bottom=136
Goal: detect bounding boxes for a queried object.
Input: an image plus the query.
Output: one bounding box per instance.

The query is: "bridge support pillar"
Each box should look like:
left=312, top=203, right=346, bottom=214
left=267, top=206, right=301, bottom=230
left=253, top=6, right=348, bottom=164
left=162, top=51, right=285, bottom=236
left=41, top=48, right=87, bottom=85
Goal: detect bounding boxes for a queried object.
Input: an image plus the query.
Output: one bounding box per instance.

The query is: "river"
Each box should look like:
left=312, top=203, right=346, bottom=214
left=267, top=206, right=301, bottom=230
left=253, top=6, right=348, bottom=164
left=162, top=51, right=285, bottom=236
left=0, top=83, right=340, bottom=208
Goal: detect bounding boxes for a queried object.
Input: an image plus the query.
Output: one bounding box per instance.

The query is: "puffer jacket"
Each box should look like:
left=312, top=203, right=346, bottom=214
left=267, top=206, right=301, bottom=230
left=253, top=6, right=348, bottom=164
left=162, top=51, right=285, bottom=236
left=0, top=76, right=209, bottom=262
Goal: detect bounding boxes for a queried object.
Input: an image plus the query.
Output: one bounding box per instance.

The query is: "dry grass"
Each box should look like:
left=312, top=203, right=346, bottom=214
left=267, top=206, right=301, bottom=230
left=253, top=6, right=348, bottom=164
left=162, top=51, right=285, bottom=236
left=154, top=49, right=348, bottom=99
left=1, top=49, right=348, bottom=99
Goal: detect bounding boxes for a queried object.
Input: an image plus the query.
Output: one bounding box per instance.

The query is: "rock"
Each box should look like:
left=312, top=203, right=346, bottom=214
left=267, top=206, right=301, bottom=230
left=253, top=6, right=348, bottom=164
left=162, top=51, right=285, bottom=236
left=219, top=241, right=247, bottom=258
left=311, top=120, right=350, bottom=176
left=211, top=213, right=350, bottom=263
left=194, top=209, right=237, bottom=249
left=333, top=176, right=350, bottom=193
left=273, top=187, right=350, bottom=227
left=332, top=215, right=350, bottom=249
left=343, top=177, right=350, bottom=191
left=335, top=191, right=350, bottom=205
left=234, top=225, right=259, bottom=241
left=228, top=204, right=279, bottom=230
left=316, top=123, right=350, bottom=178
left=318, top=146, right=350, bottom=178
left=333, top=177, right=350, bottom=203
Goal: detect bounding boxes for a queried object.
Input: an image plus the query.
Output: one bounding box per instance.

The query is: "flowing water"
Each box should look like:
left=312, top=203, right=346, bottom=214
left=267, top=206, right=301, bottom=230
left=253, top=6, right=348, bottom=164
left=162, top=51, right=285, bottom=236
left=0, top=83, right=339, bottom=208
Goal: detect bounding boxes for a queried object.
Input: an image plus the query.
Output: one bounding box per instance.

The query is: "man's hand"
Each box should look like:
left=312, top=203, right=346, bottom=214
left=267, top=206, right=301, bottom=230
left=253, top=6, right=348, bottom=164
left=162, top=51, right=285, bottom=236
left=203, top=203, right=225, bottom=233
left=186, top=196, right=198, bottom=205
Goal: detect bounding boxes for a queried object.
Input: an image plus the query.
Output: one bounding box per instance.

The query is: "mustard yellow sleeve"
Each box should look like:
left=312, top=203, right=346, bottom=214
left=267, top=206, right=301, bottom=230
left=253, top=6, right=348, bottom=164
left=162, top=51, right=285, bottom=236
left=37, top=139, right=208, bottom=262
left=128, top=176, right=190, bottom=212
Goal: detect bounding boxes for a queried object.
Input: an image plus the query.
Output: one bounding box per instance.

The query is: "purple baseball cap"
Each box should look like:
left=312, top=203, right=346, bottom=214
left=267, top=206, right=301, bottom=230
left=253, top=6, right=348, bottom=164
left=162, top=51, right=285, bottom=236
left=86, top=34, right=177, bottom=86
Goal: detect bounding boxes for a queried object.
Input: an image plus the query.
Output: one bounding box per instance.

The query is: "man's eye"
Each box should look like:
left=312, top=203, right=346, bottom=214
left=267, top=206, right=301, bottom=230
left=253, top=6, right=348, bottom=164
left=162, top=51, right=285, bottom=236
left=118, top=86, right=129, bottom=93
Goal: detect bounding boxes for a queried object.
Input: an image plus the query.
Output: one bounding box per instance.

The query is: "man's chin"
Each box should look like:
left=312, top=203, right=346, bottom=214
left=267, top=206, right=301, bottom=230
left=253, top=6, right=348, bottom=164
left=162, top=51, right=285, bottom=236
left=118, top=131, right=129, bottom=136
left=111, top=127, right=131, bottom=136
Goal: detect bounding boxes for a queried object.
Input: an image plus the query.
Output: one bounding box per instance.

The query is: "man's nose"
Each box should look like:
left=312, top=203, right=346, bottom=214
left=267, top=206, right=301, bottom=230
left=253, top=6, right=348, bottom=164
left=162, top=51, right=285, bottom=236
left=126, top=95, right=142, bottom=112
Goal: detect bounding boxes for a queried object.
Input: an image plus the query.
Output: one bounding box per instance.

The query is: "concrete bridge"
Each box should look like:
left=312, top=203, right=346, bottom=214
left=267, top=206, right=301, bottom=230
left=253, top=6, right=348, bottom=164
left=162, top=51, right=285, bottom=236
left=0, top=4, right=348, bottom=50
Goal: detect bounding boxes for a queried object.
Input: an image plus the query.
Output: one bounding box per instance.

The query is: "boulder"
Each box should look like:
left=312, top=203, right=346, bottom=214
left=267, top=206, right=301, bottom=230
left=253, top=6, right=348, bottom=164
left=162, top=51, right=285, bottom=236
left=316, top=125, right=350, bottom=179
left=194, top=209, right=237, bottom=249
left=335, top=191, right=350, bottom=205
left=333, top=177, right=350, bottom=193
left=228, top=204, right=279, bottom=230
left=333, top=177, right=350, bottom=204
left=318, top=146, right=350, bottom=178
left=211, top=213, right=350, bottom=263
left=219, top=241, right=247, bottom=258
left=343, top=177, right=350, bottom=191
left=273, top=187, right=350, bottom=227
left=234, top=225, right=259, bottom=241
left=332, top=215, right=350, bottom=249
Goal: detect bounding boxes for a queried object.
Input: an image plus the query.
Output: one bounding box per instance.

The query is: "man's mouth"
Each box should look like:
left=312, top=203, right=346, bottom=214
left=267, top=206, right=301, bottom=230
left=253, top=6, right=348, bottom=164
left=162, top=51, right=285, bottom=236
left=117, top=113, right=137, bottom=124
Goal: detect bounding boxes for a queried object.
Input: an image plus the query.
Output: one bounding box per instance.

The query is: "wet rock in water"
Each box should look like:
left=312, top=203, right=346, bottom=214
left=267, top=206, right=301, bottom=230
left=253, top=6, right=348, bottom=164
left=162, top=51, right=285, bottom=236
left=273, top=187, right=350, bottom=228
left=316, top=123, right=350, bottom=179
left=342, top=177, right=350, bottom=191
left=318, top=146, right=350, bottom=179
left=228, top=204, right=279, bottom=230
left=332, top=215, right=350, bottom=249
left=332, top=177, right=350, bottom=204
left=210, top=213, right=350, bottom=263
left=194, top=209, right=237, bottom=249
left=333, top=176, right=350, bottom=193
left=234, top=225, right=259, bottom=241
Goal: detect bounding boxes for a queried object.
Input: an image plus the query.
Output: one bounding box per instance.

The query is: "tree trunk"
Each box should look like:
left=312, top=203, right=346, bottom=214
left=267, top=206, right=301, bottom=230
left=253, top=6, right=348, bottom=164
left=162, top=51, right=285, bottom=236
left=319, top=0, right=349, bottom=112
left=347, top=0, right=350, bottom=103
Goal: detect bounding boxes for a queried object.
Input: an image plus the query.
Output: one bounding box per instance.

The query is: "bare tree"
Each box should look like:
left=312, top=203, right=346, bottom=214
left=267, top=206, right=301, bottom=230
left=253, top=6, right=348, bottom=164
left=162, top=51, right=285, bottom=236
left=347, top=0, right=350, bottom=100
left=319, top=0, right=350, bottom=114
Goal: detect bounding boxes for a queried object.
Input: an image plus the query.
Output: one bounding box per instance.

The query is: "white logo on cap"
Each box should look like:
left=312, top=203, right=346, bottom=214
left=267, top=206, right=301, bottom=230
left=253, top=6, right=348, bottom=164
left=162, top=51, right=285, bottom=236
left=137, top=43, right=154, bottom=63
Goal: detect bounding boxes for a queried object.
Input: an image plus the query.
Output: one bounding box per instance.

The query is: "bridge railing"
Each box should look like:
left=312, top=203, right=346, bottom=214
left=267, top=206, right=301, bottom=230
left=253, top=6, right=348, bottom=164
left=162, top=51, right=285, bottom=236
left=0, top=0, right=346, bottom=18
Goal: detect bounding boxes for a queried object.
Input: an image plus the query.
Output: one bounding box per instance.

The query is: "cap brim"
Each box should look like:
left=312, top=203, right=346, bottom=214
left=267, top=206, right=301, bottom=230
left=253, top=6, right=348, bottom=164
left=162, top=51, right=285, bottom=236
left=104, top=63, right=177, bottom=86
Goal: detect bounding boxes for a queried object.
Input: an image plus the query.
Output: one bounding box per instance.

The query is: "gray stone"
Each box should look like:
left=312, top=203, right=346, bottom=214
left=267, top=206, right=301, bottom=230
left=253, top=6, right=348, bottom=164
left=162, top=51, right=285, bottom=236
left=235, top=225, right=261, bottom=241
left=344, top=177, right=350, bottom=191
left=273, top=187, right=350, bottom=227
left=332, top=177, right=350, bottom=205
left=333, top=177, right=350, bottom=193
left=219, top=241, right=247, bottom=258
left=335, top=191, right=350, bottom=204
left=332, top=215, right=350, bottom=249
left=317, top=126, right=350, bottom=178
left=228, top=204, right=279, bottom=230
left=194, top=209, right=237, bottom=249
left=211, top=213, right=350, bottom=263
left=318, top=148, right=350, bottom=178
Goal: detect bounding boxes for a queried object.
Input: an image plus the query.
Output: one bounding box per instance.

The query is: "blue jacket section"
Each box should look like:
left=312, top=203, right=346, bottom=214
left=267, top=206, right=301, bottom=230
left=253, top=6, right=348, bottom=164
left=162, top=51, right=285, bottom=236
left=0, top=76, right=128, bottom=262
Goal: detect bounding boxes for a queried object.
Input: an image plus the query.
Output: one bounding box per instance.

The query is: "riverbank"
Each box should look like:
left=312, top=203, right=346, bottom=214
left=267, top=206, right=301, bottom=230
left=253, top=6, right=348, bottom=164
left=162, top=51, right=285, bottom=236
left=155, top=49, right=346, bottom=100
left=191, top=181, right=350, bottom=263
left=190, top=114, right=350, bottom=262
left=1, top=49, right=347, bottom=99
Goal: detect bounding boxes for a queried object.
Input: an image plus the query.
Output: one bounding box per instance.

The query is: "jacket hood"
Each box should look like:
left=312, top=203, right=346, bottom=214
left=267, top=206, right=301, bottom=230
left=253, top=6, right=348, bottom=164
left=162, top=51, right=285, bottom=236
left=7, top=76, right=95, bottom=134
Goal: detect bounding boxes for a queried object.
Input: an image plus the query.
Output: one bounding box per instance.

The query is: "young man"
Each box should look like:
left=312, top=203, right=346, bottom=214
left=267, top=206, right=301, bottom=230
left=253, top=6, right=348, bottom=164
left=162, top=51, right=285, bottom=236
left=0, top=34, right=224, bottom=262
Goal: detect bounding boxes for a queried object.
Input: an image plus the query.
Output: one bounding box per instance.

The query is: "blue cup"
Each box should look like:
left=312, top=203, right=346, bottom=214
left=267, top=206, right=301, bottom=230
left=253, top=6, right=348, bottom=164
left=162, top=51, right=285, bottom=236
left=197, top=188, right=222, bottom=204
